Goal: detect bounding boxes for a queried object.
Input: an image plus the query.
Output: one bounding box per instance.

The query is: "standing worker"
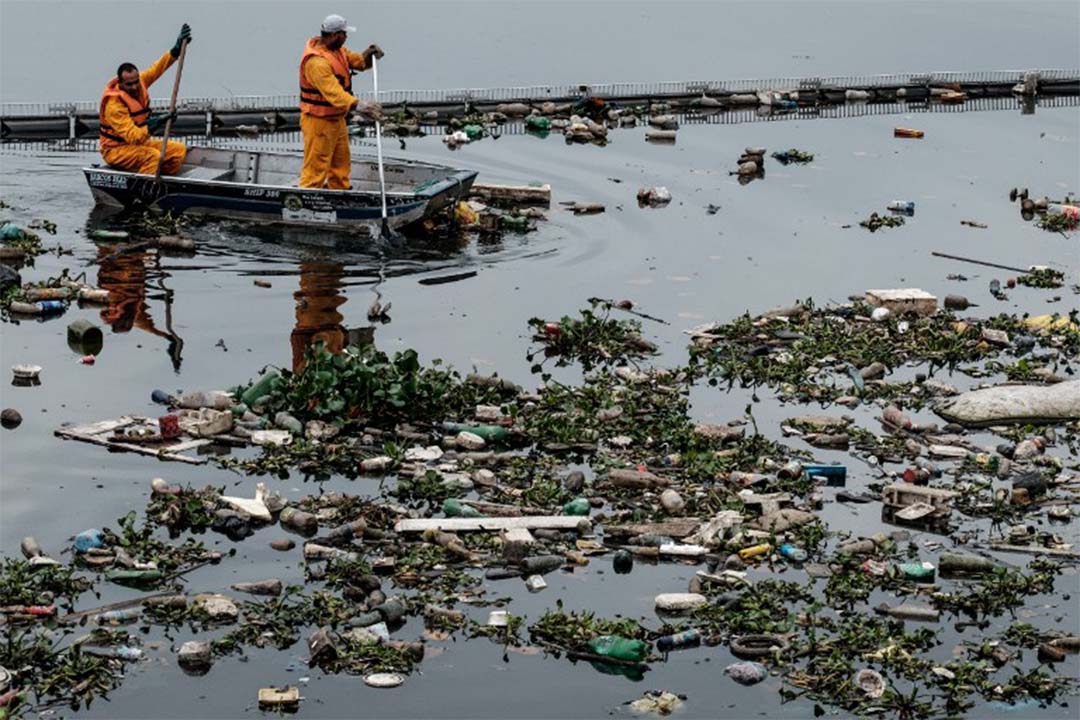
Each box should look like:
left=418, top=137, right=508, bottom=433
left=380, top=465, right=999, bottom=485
left=98, top=24, right=192, bottom=176
left=299, top=14, right=384, bottom=189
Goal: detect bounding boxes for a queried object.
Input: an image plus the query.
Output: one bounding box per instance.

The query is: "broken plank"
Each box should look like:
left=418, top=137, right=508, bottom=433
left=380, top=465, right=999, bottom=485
left=56, top=415, right=142, bottom=437
left=604, top=519, right=701, bottom=540
left=55, top=429, right=207, bottom=465
left=394, top=516, right=586, bottom=533
left=470, top=183, right=551, bottom=207
left=988, top=543, right=1080, bottom=559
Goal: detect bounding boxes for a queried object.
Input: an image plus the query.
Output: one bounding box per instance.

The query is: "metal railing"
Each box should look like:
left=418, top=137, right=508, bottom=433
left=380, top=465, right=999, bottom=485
left=2, top=68, right=1076, bottom=117
left=3, top=94, right=1075, bottom=155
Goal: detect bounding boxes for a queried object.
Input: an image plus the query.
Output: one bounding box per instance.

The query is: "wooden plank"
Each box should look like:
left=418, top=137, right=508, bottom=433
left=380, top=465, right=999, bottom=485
left=394, top=516, right=586, bottom=533
left=470, top=183, right=551, bottom=207
left=605, top=519, right=701, bottom=540
left=57, top=416, right=141, bottom=438
left=55, top=427, right=207, bottom=465
left=989, top=543, right=1080, bottom=559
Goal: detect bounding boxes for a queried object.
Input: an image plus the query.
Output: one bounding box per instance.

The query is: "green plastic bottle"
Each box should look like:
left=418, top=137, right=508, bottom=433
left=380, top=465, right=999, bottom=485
left=463, top=124, right=484, bottom=141
left=106, top=569, right=164, bottom=587
left=588, top=635, right=647, bottom=662
left=443, top=499, right=484, bottom=518
left=441, top=422, right=510, bottom=443
left=562, top=498, right=591, bottom=516
left=240, top=369, right=282, bottom=407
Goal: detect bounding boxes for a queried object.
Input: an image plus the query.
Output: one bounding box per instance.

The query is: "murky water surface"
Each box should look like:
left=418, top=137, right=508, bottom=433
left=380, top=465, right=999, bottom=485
left=2, top=2, right=1079, bottom=718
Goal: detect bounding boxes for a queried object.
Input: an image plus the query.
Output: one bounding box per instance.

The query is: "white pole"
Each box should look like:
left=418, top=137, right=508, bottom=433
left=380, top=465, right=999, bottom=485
left=372, top=56, right=389, bottom=228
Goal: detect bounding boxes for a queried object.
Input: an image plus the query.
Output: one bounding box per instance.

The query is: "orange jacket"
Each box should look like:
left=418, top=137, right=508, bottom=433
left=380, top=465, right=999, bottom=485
left=299, top=38, right=367, bottom=118
left=99, top=50, right=175, bottom=149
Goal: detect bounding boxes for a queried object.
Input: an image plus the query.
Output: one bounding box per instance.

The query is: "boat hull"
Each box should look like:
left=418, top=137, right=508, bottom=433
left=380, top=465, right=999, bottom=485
left=82, top=147, right=476, bottom=235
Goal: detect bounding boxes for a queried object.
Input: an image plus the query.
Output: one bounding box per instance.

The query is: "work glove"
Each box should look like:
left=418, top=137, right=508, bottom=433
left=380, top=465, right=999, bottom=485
left=147, top=110, right=178, bottom=133
left=350, top=100, right=385, bottom=123
left=363, top=44, right=385, bottom=63
left=171, top=23, right=192, bottom=58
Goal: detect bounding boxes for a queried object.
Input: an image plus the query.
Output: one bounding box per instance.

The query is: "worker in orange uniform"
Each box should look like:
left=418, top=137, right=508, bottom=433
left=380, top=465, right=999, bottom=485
left=299, top=14, right=384, bottom=189
left=98, top=24, right=192, bottom=176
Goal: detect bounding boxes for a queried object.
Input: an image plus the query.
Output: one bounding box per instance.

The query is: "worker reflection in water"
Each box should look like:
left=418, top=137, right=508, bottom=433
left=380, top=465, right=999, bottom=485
left=291, top=261, right=347, bottom=372
left=98, top=24, right=191, bottom=176
left=96, top=245, right=183, bottom=369
left=298, top=14, right=384, bottom=189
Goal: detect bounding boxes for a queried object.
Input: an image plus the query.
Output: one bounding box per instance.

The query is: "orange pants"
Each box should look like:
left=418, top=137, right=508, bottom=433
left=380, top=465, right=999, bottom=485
left=102, top=139, right=187, bottom=175
left=299, top=113, right=352, bottom=189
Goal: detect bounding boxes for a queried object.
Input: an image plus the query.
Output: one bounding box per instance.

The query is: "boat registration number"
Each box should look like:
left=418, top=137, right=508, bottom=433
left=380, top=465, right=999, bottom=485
left=282, top=207, right=338, bottom=223
left=88, top=172, right=128, bottom=189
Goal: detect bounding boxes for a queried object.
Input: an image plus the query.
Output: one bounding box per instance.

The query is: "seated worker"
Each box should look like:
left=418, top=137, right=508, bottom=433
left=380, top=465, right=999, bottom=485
left=298, top=14, right=384, bottom=189
left=98, top=24, right=192, bottom=175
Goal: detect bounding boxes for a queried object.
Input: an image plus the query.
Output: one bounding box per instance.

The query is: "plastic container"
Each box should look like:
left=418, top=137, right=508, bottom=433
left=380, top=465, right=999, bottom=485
left=588, top=635, right=647, bottom=662
left=176, top=391, right=232, bottom=410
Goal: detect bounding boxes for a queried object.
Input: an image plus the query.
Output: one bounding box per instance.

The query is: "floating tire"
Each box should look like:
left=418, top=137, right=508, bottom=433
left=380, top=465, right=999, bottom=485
left=729, top=634, right=789, bottom=659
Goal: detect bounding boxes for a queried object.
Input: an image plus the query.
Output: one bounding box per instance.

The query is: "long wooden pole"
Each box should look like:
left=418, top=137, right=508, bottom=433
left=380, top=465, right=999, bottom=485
left=154, top=40, right=189, bottom=183
left=931, top=251, right=1028, bottom=274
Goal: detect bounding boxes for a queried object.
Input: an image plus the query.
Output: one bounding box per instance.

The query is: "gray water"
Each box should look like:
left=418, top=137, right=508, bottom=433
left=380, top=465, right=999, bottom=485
left=2, top=2, right=1080, bottom=718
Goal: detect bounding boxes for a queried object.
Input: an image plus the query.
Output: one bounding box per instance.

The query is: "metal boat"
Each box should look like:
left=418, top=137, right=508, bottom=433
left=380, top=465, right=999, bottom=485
left=82, top=146, right=477, bottom=235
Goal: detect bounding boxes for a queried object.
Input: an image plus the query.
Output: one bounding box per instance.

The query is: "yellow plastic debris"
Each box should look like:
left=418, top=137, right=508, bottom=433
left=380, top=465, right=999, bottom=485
left=1024, top=314, right=1077, bottom=334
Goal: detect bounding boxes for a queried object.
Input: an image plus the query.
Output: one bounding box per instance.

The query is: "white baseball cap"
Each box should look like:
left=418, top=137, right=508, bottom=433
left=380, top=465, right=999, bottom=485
left=321, top=14, right=356, bottom=33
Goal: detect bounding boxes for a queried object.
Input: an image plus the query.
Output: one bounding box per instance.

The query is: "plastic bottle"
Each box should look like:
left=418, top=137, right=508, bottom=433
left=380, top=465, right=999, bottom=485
left=525, top=115, right=551, bottom=132
left=74, top=529, right=105, bottom=553
left=738, top=543, right=773, bottom=560
left=656, top=629, right=701, bottom=652
left=20, top=537, right=42, bottom=559
left=778, top=544, right=807, bottom=563
left=440, top=422, right=509, bottom=443
left=105, top=569, right=164, bottom=586
left=938, top=552, right=1000, bottom=574
left=802, top=464, right=847, bottom=482
left=90, top=229, right=130, bottom=240
left=562, top=498, right=591, bottom=516
left=94, top=608, right=142, bottom=624
left=82, top=645, right=143, bottom=660
left=520, top=555, right=564, bottom=575
left=887, top=200, right=915, bottom=214
left=442, top=498, right=483, bottom=518
left=239, top=369, right=281, bottom=407
left=894, top=127, right=924, bottom=138
left=588, top=635, right=647, bottom=662
left=274, top=411, right=303, bottom=435
left=321, top=519, right=367, bottom=544
left=280, top=507, right=319, bottom=535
